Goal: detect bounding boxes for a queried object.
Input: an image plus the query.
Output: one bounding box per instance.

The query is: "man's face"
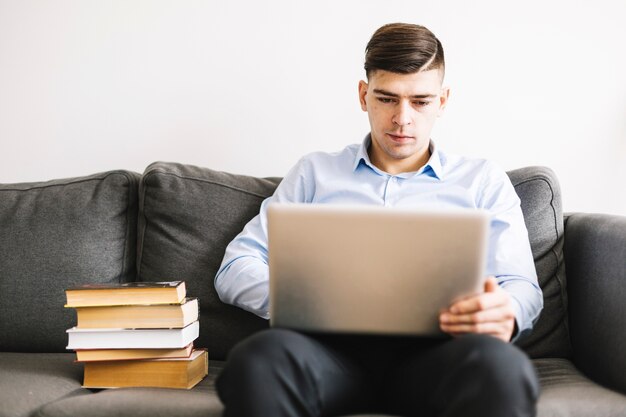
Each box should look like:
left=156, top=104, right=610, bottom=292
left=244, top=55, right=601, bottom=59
left=358, top=69, right=449, bottom=174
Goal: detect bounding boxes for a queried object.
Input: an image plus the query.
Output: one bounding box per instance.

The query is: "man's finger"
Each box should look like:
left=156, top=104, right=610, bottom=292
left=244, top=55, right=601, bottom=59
left=449, top=291, right=509, bottom=314
left=440, top=320, right=512, bottom=337
left=484, top=276, right=499, bottom=292
left=440, top=306, right=515, bottom=325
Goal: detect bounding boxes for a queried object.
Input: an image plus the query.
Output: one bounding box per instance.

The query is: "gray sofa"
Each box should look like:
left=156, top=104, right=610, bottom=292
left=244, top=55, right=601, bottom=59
left=1, top=162, right=625, bottom=417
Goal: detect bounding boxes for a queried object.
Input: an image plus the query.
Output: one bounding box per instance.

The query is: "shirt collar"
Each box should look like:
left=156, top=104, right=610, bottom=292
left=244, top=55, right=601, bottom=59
left=353, top=134, right=444, bottom=180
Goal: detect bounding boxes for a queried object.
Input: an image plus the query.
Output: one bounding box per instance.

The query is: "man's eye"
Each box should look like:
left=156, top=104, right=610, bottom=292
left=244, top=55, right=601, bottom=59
left=414, top=101, right=431, bottom=106
left=377, top=97, right=395, bottom=104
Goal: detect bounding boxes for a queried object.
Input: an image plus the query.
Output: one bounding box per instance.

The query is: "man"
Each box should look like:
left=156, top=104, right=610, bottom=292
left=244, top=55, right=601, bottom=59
left=215, top=23, right=543, bottom=417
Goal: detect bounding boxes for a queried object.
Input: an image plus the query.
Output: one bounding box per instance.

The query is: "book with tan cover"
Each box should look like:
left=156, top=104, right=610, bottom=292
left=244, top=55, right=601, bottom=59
left=75, top=343, right=193, bottom=362
left=75, top=298, right=198, bottom=329
left=82, top=349, right=208, bottom=389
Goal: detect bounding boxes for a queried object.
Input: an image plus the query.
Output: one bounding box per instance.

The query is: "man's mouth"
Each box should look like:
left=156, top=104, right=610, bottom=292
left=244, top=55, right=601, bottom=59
left=386, top=133, right=414, bottom=142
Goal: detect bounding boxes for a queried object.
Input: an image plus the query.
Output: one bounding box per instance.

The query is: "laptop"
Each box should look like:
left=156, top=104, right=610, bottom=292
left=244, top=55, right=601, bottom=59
left=267, top=203, right=490, bottom=336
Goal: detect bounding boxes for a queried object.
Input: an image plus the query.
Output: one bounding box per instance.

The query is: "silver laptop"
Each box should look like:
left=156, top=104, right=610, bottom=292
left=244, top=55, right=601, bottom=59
left=267, top=203, right=490, bottom=336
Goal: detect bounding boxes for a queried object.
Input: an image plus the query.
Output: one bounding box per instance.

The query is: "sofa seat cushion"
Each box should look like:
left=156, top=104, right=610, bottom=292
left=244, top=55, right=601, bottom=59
left=535, top=358, right=626, bottom=416
left=0, top=171, right=140, bottom=352
left=31, top=357, right=626, bottom=417
left=34, top=361, right=225, bottom=417
left=0, top=352, right=89, bottom=417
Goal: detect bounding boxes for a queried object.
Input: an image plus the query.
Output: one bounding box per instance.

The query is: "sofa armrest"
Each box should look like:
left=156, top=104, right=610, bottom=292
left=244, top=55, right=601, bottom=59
left=564, top=213, right=626, bottom=394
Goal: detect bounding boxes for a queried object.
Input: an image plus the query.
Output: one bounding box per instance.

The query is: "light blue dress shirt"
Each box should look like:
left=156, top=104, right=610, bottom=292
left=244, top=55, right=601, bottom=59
left=215, top=135, right=543, bottom=339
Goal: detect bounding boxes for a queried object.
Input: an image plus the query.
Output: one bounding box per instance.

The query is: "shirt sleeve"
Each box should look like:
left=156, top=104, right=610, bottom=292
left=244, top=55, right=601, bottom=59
left=214, top=158, right=313, bottom=319
left=478, top=162, right=544, bottom=342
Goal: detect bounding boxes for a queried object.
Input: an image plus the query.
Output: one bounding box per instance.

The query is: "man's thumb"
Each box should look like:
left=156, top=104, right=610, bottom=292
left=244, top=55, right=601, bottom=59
left=485, top=276, right=498, bottom=292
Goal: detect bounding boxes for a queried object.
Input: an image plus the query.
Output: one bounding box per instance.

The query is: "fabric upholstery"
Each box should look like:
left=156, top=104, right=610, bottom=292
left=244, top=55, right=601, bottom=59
left=34, top=362, right=225, bottom=417
left=508, top=167, right=570, bottom=359
left=565, top=213, right=626, bottom=394
left=137, top=162, right=280, bottom=360
left=1, top=164, right=624, bottom=416
left=534, top=358, right=626, bottom=416
left=0, top=352, right=89, bottom=417
left=0, top=171, right=139, bottom=352
left=32, top=358, right=626, bottom=417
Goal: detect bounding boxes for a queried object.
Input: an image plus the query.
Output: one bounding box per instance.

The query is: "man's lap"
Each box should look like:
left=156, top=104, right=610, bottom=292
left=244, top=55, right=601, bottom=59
left=217, top=328, right=538, bottom=417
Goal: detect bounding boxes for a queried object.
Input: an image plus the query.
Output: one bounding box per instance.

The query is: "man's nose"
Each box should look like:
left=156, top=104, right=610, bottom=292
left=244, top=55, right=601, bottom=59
left=392, top=101, right=412, bottom=126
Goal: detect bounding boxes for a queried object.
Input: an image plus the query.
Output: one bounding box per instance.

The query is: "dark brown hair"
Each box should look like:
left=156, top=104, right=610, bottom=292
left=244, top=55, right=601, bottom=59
left=364, top=23, right=445, bottom=79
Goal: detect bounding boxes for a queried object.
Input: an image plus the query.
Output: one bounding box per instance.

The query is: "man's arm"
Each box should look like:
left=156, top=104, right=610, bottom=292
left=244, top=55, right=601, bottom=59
left=440, top=163, right=543, bottom=342
left=214, top=158, right=312, bottom=319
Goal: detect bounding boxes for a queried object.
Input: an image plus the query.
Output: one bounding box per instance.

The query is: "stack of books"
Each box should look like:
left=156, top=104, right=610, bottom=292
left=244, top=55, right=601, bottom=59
left=65, top=281, right=208, bottom=389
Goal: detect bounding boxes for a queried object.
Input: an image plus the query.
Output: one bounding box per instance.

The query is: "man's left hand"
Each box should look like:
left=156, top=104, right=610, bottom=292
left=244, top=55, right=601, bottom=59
left=439, top=276, right=516, bottom=342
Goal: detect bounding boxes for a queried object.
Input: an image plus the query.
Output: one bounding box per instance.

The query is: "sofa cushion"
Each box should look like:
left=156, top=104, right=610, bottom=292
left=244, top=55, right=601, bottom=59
left=508, top=167, right=570, bottom=359
left=0, top=352, right=89, bottom=417
left=534, top=358, right=626, bottom=416
left=0, top=171, right=139, bottom=352
left=137, top=162, right=280, bottom=361
left=34, top=361, right=225, bottom=417
left=32, top=358, right=626, bottom=417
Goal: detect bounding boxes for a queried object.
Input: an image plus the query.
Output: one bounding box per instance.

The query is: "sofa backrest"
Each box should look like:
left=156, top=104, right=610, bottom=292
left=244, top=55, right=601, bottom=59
left=137, top=162, right=571, bottom=360
left=0, top=171, right=139, bottom=352
left=137, top=162, right=279, bottom=360
left=508, top=166, right=570, bottom=358
left=0, top=163, right=568, bottom=357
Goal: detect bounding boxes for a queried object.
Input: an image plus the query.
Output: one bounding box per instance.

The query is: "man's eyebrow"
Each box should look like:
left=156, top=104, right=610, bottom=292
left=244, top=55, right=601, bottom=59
left=372, top=88, right=437, bottom=99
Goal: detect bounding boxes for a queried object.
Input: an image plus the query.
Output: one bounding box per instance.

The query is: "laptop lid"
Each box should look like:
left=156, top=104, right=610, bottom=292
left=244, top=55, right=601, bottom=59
left=268, top=203, right=490, bottom=336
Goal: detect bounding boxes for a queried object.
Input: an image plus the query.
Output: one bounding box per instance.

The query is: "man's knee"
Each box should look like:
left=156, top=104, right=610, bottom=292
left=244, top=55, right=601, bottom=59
left=454, top=334, right=539, bottom=399
left=222, top=328, right=312, bottom=379
left=216, top=329, right=327, bottom=417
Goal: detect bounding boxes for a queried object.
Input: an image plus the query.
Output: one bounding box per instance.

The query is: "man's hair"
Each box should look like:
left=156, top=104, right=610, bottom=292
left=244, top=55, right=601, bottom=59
left=364, top=23, right=445, bottom=80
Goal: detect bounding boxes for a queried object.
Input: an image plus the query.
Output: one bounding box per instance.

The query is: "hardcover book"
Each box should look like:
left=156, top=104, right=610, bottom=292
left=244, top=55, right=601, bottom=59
left=65, top=281, right=186, bottom=307
left=75, top=297, right=199, bottom=329
left=75, top=343, right=194, bottom=362
left=82, top=349, right=208, bottom=389
left=66, top=321, right=199, bottom=349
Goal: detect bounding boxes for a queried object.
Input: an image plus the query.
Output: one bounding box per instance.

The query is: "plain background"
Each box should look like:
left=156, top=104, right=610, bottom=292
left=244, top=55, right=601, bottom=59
left=1, top=0, right=625, bottom=214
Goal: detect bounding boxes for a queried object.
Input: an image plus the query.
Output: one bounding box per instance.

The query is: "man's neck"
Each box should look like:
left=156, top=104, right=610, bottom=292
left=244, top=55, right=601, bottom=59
left=368, top=144, right=431, bottom=175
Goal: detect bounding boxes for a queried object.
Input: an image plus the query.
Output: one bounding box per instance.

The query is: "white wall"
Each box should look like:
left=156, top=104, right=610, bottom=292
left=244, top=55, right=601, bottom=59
left=1, top=0, right=625, bottom=215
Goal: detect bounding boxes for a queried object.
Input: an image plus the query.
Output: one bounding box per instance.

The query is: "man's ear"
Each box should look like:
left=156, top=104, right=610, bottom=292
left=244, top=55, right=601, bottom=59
left=358, top=80, right=368, bottom=111
left=437, top=86, right=450, bottom=116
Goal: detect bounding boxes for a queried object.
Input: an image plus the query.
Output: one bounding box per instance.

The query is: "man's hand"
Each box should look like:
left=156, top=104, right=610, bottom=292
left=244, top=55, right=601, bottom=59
left=439, top=276, right=516, bottom=342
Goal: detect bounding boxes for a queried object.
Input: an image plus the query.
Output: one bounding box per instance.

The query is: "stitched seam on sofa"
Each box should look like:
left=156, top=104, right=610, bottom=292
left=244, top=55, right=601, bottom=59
left=143, top=169, right=274, bottom=199
left=515, top=175, right=570, bottom=343
left=0, top=171, right=128, bottom=192
left=136, top=176, right=148, bottom=278
left=541, top=177, right=570, bottom=341
left=120, top=172, right=137, bottom=283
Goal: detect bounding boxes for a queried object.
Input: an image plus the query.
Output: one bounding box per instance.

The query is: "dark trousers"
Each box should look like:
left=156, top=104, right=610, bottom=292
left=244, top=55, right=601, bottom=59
left=216, top=328, right=539, bottom=417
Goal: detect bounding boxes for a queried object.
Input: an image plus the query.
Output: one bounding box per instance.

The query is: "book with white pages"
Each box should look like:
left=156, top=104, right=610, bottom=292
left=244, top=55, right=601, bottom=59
left=66, top=320, right=199, bottom=350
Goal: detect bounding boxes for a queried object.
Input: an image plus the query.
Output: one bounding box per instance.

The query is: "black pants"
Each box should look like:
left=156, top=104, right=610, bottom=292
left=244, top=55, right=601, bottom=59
left=216, top=328, right=539, bottom=417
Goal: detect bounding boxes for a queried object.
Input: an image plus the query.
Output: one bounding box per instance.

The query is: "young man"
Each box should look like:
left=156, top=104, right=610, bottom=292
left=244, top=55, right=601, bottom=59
left=214, top=23, right=543, bottom=417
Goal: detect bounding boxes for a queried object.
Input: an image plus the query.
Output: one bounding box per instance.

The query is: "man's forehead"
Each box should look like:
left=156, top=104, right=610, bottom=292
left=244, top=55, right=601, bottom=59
left=372, top=88, right=438, bottom=99
left=367, top=69, right=443, bottom=96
